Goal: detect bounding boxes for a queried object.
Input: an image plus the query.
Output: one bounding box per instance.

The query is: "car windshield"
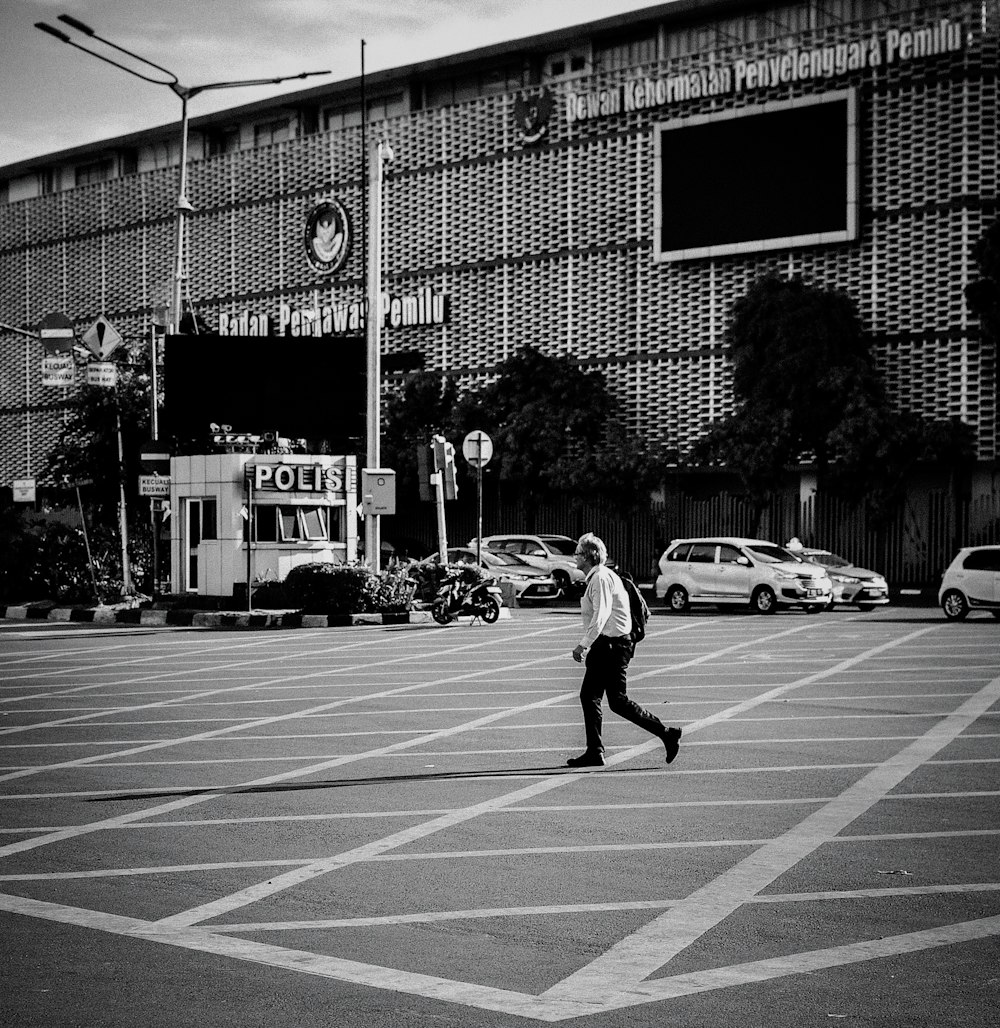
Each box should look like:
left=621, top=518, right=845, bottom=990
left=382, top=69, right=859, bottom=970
left=747, top=544, right=798, bottom=563
left=484, top=551, right=523, bottom=567
left=808, top=552, right=851, bottom=568
left=542, top=538, right=577, bottom=556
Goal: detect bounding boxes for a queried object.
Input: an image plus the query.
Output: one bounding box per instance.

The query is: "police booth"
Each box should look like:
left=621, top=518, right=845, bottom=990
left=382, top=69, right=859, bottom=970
left=162, top=330, right=366, bottom=599
left=169, top=451, right=358, bottom=597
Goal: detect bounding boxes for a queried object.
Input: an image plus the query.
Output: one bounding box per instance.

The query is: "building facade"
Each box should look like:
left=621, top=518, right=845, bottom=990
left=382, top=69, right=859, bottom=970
left=1, top=0, right=997, bottom=515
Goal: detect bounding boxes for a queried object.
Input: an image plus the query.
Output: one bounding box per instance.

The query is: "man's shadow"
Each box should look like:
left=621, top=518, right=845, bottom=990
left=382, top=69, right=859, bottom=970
left=87, top=764, right=630, bottom=803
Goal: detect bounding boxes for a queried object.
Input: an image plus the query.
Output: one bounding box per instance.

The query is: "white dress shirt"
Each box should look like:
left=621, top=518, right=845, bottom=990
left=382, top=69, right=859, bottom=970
left=579, top=563, right=631, bottom=650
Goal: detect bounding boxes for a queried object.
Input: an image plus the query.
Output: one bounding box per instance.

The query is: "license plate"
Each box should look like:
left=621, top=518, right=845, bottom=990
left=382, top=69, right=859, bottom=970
left=807, top=589, right=819, bottom=597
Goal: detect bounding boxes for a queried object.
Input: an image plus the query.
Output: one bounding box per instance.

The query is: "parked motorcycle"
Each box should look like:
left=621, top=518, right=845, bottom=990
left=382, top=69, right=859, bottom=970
left=431, top=568, right=503, bottom=625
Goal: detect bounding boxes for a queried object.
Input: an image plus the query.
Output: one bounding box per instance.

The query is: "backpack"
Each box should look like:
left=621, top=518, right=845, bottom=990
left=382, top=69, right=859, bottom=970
left=616, top=571, right=649, bottom=644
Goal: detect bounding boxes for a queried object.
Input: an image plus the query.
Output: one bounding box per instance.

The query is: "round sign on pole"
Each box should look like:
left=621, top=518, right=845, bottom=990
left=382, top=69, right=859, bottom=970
left=462, top=430, right=493, bottom=467
left=38, top=312, right=75, bottom=354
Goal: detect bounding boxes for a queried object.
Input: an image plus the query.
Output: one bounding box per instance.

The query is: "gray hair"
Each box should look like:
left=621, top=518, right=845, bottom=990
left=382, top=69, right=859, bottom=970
left=577, top=532, right=607, bottom=565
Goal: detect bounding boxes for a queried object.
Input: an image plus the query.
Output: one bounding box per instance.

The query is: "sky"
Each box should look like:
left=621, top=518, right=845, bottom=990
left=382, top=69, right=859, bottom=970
left=1, top=0, right=674, bottom=169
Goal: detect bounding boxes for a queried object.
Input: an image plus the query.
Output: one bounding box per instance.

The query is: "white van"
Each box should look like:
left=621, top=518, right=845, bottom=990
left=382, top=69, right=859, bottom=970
left=655, top=537, right=833, bottom=614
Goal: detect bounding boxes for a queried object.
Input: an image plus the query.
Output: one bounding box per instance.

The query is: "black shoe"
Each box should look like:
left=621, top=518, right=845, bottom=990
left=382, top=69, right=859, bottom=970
left=662, top=727, right=682, bottom=764
left=567, top=752, right=605, bottom=767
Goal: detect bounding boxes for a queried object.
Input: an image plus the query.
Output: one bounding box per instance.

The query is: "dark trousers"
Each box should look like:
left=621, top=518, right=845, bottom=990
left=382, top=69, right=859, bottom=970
left=579, top=635, right=665, bottom=755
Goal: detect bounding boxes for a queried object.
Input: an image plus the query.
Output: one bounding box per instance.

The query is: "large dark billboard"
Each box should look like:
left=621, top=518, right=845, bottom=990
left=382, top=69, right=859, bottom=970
left=163, top=335, right=366, bottom=455
left=654, top=90, right=858, bottom=261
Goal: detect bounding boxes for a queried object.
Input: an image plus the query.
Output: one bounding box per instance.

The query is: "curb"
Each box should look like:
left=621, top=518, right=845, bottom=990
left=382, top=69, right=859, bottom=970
left=0, top=604, right=441, bottom=629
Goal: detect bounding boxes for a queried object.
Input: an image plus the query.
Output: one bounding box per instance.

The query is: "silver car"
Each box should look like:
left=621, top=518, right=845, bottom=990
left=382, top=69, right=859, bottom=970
left=656, top=536, right=833, bottom=614
left=476, top=534, right=585, bottom=596
left=441, top=547, right=559, bottom=603
left=796, top=548, right=890, bottom=611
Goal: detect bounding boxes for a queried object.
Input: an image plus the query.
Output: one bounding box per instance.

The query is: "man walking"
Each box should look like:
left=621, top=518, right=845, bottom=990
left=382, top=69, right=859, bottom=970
left=568, top=533, right=682, bottom=768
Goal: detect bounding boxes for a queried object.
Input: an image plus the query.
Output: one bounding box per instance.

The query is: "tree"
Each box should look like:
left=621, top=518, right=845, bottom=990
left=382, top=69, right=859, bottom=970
left=44, top=343, right=152, bottom=520
left=827, top=405, right=976, bottom=526
left=380, top=347, right=653, bottom=528
left=725, top=274, right=881, bottom=477
left=689, top=275, right=888, bottom=526
left=966, top=217, right=1000, bottom=346
left=966, top=218, right=1000, bottom=422
left=380, top=370, right=461, bottom=497
left=473, top=346, right=618, bottom=524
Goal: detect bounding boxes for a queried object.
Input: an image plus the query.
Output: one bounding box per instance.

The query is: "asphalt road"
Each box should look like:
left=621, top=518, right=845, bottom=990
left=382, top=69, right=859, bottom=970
left=0, top=604, right=998, bottom=1028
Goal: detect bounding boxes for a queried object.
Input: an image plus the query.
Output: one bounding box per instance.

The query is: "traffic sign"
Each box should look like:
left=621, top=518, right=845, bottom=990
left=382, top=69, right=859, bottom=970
left=41, top=354, right=75, bottom=387
left=138, top=475, right=171, bottom=497
left=140, top=439, right=171, bottom=476
left=38, top=312, right=75, bottom=353
left=86, top=361, right=118, bottom=388
left=462, top=430, right=493, bottom=467
left=13, top=478, right=36, bottom=503
left=82, top=315, right=124, bottom=360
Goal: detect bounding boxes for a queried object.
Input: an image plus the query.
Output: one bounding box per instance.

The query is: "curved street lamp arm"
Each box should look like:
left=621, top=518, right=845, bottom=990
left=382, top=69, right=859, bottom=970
left=56, top=13, right=180, bottom=85
left=36, top=23, right=176, bottom=87
left=183, top=71, right=331, bottom=99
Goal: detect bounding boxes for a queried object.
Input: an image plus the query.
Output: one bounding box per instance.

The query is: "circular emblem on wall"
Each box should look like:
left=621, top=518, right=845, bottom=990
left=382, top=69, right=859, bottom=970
left=512, top=87, right=554, bottom=147
left=304, top=199, right=351, bottom=275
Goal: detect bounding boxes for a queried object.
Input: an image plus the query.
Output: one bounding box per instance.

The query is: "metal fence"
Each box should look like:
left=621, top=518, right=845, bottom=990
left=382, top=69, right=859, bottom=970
left=389, top=476, right=1000, bottom=590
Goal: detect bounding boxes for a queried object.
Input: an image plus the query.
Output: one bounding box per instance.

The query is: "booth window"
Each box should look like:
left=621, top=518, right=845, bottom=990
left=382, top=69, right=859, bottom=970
left=300, top=507, right=327, bottom=540
left=279, top=508, right=301, bottom=541
left=244, top=505, right=335, bottom=542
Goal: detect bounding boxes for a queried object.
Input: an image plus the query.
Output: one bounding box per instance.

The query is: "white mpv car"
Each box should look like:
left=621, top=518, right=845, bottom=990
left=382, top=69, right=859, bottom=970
left=656, top=537, right=833, bottom=614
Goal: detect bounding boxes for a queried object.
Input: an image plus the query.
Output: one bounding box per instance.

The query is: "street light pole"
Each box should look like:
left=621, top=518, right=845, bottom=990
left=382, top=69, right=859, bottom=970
left=365, top=138, right=393, bottom=574
left=36, top=16, right=331, bottom=332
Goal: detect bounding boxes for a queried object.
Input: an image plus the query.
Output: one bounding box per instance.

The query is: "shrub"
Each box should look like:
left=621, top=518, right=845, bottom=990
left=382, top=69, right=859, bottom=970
left=0, top=506, right=150, bottom=605
left=283, top=563, right=373, bottom=614
left=362, top=562, right=416, bottom=614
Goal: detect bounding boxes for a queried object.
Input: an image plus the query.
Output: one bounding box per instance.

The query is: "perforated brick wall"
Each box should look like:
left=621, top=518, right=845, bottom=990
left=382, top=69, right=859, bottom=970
left=0, top=0, right=996, bottom=483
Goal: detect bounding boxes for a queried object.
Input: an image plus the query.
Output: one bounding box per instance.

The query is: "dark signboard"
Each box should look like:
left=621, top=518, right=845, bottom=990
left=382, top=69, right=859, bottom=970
left=163, top=334, right=366, bottom=455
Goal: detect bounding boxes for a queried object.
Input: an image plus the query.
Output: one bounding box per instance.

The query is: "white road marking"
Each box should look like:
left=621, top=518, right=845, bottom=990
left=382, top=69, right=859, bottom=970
left=0, top=636, right=580, bottom=858
left=0, top=889, right=997, bottom=1023
left=3, top=619, right=997, bottom=1020
left=0, top=626, right=571, bottom=769
left=539, top=670, right=1000, bottom=1011
left=148, top=626, right=930, bottom=928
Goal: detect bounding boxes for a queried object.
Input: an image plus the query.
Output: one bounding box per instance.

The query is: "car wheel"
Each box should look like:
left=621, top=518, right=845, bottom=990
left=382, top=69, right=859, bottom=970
left=665, top=585, right=689, bottom=613
left=941, top=589, right=969, bottom=620
left=751, top=586, right=777, bottom=614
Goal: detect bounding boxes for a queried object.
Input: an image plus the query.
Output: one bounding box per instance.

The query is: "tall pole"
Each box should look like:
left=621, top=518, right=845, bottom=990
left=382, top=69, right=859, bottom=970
left=114, top=387, right=133, bottom=596
left=170, top=91, right=192, bottom=333
left=476, top=435, right=484, bottom=566
left=365, top=139, right=392, bottom=573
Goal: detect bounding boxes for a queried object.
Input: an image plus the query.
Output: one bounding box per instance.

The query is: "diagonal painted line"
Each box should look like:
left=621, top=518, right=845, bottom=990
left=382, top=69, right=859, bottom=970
left=588, top=915, right=1000, bottom=1010
left=543, top=658, right=996, bottom=1011
left=154, top=622, right=914, bottom=928
left=0, top=632, right=424, bottom=730
left=0, top=625, right=567, bottom=773
left=2, top=890, right=999, bottom=1023
left=0, top=631, right=575, bottom=860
